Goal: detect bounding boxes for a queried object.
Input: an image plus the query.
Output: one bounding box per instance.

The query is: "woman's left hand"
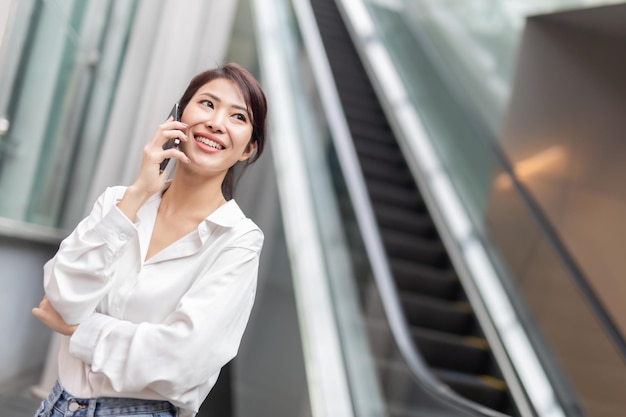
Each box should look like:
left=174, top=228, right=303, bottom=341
left=32, top=296, right=78, bottom=336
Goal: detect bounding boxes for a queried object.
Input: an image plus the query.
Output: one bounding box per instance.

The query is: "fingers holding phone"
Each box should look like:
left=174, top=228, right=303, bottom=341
left=118, top=104, right=190, bottom=222
left=160, top=103, right=188, bottom=174
left=158, top=120, right=189, bottom=172
left=136, top=106, right=188, bottom=191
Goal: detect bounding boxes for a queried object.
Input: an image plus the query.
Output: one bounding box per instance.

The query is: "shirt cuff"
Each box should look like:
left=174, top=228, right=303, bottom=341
left=93, top=205, right=138, bottom=251
left=69, top=312, right=116, bottom=365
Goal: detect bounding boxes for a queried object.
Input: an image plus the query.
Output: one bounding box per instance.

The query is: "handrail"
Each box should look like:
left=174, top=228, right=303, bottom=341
left=291, top=0, right=514, bottom=416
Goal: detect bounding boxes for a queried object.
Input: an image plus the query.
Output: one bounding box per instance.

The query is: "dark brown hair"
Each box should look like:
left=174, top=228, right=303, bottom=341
left=178, top=63, right=268, bottom=199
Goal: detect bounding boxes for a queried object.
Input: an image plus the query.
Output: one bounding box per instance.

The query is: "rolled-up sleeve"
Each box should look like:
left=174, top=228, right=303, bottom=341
left=68, top=230, right=263, bottom=411
left=44, top=188, right=138, bottom=324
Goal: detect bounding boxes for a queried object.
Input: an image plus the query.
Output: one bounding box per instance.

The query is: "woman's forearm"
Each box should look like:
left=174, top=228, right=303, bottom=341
left=116, top=185, right=154, bottom=222
left=44, top=188, right=136, bottom=324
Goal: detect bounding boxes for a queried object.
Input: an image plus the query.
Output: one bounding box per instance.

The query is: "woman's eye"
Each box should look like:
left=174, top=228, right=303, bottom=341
left=233, top=113, right=247, bottom=122
left=200, top=99, right=214, bottom=108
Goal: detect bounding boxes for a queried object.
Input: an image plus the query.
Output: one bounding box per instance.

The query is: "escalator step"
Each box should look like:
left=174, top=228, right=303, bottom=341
left=351, top=127, right=396, bottom=147
left=374, top=204, right=434, bottom=236
left=367, top=179, right=424, bottom=209
left=356, top=141, right=405, bottom=165
left=338, top=95, right=382, bottom=115
left=346, top=113, right=390, bottom=132
left=324, top=45, right=364, bottom=64
left=433, top=369, right=509, bottom=413
left=377, top=358, right=480, bottom=417
left=358, top=156, right=414, bottom=185
left=400, top=293, right=474, bottom=336
left=411, top=327, right=490, bottom=375
left=391, top=258, right=460, bottom=300
left=316, top=24, right=354, bottom=44
left=354, top=145, right=402, bottom=166
left=333, top=71, right=378, bottom=95
left=349, top=122, right=396, bottom=146
left=381, top=229, right=447, bottom=266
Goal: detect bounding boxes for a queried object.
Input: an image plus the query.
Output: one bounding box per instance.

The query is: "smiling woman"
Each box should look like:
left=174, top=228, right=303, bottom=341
left=177, top=64, right=267, bottom=200
left=31, top=63, right=269, bottom=417
left=180, top=78, right=256, bottom=179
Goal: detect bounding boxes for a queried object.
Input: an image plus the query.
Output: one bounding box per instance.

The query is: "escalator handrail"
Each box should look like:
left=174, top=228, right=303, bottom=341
left=292, top=0, right=513, bottom=416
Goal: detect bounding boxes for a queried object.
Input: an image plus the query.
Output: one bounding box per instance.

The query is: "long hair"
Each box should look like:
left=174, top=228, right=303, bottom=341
left=178, top=63, right=268, bottom=199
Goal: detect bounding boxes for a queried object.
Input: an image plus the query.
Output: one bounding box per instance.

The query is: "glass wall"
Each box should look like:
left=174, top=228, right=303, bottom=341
left=399, top=0, right=625, bottom=136
left=0, top=0, right=137, bottom=231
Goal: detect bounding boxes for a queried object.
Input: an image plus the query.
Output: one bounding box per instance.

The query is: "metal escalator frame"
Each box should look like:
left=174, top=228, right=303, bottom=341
left=292, top=0, right=524, bottom=416
left=331, top=1, right=568, bottom=417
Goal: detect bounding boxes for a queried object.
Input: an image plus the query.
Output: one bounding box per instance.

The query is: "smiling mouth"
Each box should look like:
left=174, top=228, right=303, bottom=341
left=195, top=135, right=225, bottom=150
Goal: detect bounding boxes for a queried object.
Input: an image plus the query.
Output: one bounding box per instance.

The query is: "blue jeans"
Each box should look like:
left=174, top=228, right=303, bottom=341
left=34, top=380, right=178, bottom=417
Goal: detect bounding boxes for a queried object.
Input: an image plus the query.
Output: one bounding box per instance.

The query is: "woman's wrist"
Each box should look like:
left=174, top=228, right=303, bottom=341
left=117, top=185, right=154, bottom=222
left=65, top=324, right=79, bottom=336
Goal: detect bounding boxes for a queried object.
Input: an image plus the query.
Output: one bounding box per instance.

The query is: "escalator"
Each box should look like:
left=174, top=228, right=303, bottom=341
left=308, top=0, right=520, bottom=416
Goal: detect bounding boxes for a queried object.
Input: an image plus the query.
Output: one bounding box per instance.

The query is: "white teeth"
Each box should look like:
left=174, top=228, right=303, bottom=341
left=195, top=136, right=224, bottom=150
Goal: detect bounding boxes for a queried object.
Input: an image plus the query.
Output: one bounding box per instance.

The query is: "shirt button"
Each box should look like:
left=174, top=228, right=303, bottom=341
left=119, top=233, right=127, bottom=241
left=68, top=401, right=80, bottom=412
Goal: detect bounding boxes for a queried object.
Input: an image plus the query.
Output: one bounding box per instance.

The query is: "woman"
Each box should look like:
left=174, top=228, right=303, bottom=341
left=31, top=63, right=268, bottom=417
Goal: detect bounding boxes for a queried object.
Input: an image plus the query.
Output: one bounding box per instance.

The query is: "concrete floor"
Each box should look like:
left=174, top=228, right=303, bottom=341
left=0, top=370, right=42, bottom=417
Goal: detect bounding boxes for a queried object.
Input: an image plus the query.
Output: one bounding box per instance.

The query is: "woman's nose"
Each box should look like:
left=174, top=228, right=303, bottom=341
left=206, top=113, right=225, bottom=132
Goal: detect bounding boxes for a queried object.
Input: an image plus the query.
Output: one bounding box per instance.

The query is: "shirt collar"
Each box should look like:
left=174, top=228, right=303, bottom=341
left=205, top=199, right=246, bottom=227
left=136, top=181, right=246, bottom=228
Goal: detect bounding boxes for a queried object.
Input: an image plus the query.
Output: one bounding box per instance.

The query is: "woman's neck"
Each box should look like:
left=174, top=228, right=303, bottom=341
left=159, top=172, right=227, bottom=220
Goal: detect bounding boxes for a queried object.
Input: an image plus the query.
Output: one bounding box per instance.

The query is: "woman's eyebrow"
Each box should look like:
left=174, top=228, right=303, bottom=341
left=200, top=92, right=249, bottom=115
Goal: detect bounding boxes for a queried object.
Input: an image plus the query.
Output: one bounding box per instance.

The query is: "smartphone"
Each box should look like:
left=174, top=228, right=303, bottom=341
left=159, top=103, right=181, bottom=174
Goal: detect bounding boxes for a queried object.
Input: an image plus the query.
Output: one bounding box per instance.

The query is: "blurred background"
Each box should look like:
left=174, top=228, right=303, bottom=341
left=0, top=0, right=625, bottom=417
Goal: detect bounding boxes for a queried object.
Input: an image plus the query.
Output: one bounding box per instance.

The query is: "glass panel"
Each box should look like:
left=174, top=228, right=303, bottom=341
left=251, top=0, right=386, bottom=414
left=399, top=0, right=626, bottom=136
left=226, top=2, right=313, bottom=415
left=0, top=0, right=137, bottom=230
left=58, top=1, right=138, bottom=229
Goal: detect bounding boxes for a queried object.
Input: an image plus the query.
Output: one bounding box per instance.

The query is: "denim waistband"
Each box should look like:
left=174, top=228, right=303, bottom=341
left=46, top=380, right=175, bottom=416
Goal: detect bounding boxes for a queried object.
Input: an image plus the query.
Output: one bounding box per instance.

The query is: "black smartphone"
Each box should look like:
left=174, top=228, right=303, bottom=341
left=159, top=103, right=181, bottom=174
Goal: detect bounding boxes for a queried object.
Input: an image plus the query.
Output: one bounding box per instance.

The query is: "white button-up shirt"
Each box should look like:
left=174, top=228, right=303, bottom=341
left=43, top=185, right=263, bottom=417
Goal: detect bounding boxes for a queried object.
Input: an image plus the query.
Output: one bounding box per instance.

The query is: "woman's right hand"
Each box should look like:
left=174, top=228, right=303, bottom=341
left=117, top=118, right=189, bottom=221
left=32, top=296, right=78, bottom=336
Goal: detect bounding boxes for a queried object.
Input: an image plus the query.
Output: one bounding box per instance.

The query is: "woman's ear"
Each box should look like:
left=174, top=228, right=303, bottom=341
left=239, top=140, right=258, bottom=162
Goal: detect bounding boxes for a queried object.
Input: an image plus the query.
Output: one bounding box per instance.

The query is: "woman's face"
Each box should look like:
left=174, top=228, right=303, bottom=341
left=179, top=78, right=255, bottom=175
